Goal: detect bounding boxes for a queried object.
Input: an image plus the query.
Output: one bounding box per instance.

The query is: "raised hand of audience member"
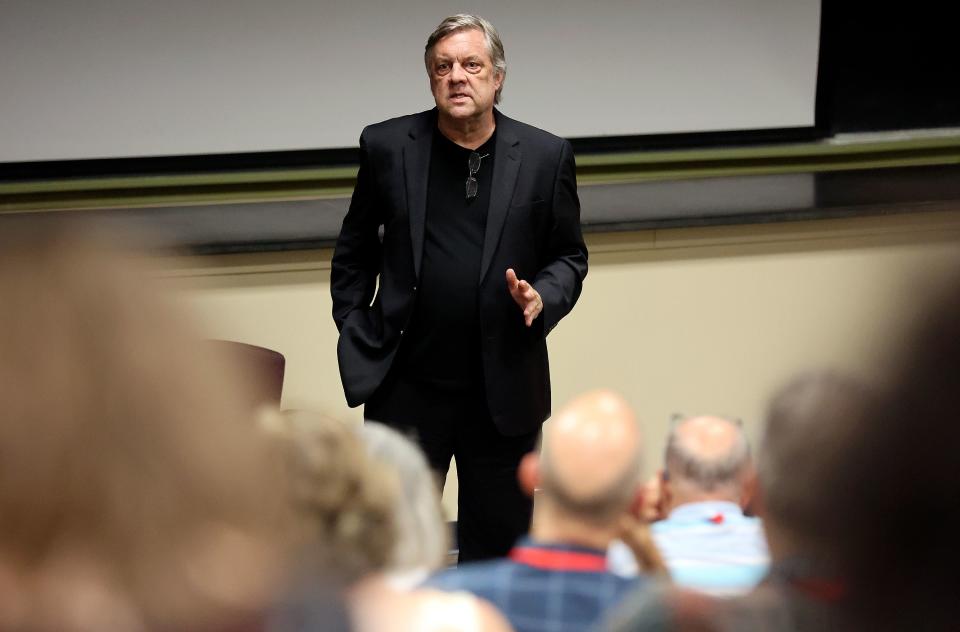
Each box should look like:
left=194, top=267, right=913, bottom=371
left=617, top=514, right=670, bottom=579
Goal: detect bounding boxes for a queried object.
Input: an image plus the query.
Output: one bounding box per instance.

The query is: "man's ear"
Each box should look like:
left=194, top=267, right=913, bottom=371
left=627, top=484, right=645, bottom=519
left=739, top=465, right=760, bottom=516
left=659, top=469, right=673, bottom=515
left=517, top=452, right=540, bottom=498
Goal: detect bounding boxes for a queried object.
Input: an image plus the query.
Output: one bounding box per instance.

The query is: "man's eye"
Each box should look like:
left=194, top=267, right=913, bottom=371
left=436, top=63, right=450, bottom=74
left=466, top=62, right=481, bottom=70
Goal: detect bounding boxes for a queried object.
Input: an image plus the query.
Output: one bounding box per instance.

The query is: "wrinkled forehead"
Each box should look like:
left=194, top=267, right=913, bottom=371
left=428, top=27, right=491, bottom=62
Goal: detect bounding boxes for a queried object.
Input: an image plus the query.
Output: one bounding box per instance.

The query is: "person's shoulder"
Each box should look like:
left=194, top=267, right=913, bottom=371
left=606, top=569, right=650, bottom=601
left=739, top=514, right=765, bottom=529
left=411, top=589, right=515, bottom=632
left=361, top=109, right=434, bottom=143
left=650, top=515, right=681, bottom=535
left=611, top=569, right=648, bottom=587
left=422, top=558, right=513, bottom=593
left=496, top=111, right=569, bottom=152
left=602, top=580, right=680, bottom=632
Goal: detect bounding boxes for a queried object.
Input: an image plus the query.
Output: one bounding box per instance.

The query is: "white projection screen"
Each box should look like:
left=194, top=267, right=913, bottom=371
left=0, top=0, right=821, bottom=162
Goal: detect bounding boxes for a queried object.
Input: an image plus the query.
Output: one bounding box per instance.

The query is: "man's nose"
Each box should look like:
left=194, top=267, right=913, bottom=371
left=449, top=62, right=466, bottom=82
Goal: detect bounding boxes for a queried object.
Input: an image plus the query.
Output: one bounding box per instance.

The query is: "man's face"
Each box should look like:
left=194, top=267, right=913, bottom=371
left=428, top=28, right=503, bottom=123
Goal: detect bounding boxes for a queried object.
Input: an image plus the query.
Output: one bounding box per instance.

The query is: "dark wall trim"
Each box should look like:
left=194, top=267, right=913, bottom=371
left=0, top=147, right=362, bottom=182
left=2, top=163, right=957, bottom=256
left=1, top=126, right=829, bottom=183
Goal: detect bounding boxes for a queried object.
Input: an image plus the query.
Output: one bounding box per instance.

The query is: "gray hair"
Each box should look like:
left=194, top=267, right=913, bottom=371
left=758, top=371, right=871, bottom=542
left=424, top=14, right=507, bottom=104
left=359, top=423, right=448, bottom=573
left=665, top=416, right=751, bottom=492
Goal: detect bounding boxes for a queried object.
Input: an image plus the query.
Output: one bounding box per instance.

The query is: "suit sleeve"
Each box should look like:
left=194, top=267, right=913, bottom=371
left=330, top=131, right=382, bottom=332
left=532, top=139, right=588, bottom=337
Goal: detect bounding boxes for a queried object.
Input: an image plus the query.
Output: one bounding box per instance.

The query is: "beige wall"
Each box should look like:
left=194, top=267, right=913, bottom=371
left=163, top=209, right=960, bottom=518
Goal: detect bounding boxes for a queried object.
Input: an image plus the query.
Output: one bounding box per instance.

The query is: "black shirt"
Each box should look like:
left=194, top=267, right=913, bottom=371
left=396, top=127, right=496, bottom=388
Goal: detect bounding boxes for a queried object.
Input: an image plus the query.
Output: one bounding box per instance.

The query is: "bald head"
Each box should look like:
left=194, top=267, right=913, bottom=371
left=538, top=390, right=643, bottom=524
left=664, top=415, right=751, bottom=508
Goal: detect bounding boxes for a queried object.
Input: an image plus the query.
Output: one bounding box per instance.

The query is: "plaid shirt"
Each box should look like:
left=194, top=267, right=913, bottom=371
left=424, top=537, right=645, bottom=632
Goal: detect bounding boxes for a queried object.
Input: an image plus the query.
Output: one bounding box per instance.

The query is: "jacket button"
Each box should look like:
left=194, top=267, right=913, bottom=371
left=413, top=285, right=418, bottom=292
left=400, top=329, right=405, bottom=336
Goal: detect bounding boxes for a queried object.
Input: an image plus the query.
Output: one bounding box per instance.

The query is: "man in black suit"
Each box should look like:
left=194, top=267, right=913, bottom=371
left=331, top=14, right=588, bottom=562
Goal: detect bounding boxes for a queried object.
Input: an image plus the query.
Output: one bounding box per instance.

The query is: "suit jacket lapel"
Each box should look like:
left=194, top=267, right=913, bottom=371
left=479, top=113, right=521, bottom=285
left=404, top=111, right=434, bottom=281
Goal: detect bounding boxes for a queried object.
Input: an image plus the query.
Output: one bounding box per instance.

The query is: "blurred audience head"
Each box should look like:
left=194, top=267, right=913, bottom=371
left=0, top=226, right=289, bottom=631
left=521, top=389, right=643, bottom=536
left=266, top=413, right=516, bottom=632
left=833, top=271, right=960, bottom=628
left=635, top=266, right=960, bottom=630
left=662, top=415, right=753, bottom=514
left=263, top=410, right=398, bottom=587
left=756, top=370, right=873, bottom=564
left=359, top=422, right=448, bottom=580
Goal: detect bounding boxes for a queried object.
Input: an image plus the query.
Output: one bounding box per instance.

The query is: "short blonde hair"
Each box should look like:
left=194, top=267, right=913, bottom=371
left=266, top=411, right=398, bottom=585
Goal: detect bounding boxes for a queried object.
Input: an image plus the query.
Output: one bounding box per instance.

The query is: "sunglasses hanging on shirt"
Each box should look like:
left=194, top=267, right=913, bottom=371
left=466, top=151, right=490, bottom=200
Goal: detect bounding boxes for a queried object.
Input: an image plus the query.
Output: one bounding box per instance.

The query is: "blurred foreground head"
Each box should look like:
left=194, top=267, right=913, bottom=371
left=360, top=422, right=448, bottom=578
left=0, top=227, right=288, bottom=631
left=757, top=370, right=874, bottom=564
left=263, top=410, right=398, bottom=587
left=753, top=273, right=960, bottom=629
left=836, top=271, right=960, bottom=629
left=264, top=414, right=516, bottom=632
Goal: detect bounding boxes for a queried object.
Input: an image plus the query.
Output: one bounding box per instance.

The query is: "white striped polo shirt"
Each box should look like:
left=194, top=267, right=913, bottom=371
left=608, top=500, right=770, bottom=597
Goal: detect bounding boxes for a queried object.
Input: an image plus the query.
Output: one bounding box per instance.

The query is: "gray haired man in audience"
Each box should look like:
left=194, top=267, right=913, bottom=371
left=425, top=389, right=649, bottom=632
left=608, top=415, right=769, bottom=595
left=605, top=371, right=876, bottom=631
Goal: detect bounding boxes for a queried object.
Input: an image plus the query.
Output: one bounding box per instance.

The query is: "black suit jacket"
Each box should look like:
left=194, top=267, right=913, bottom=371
left=331, top=108, right=587, bottom=436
